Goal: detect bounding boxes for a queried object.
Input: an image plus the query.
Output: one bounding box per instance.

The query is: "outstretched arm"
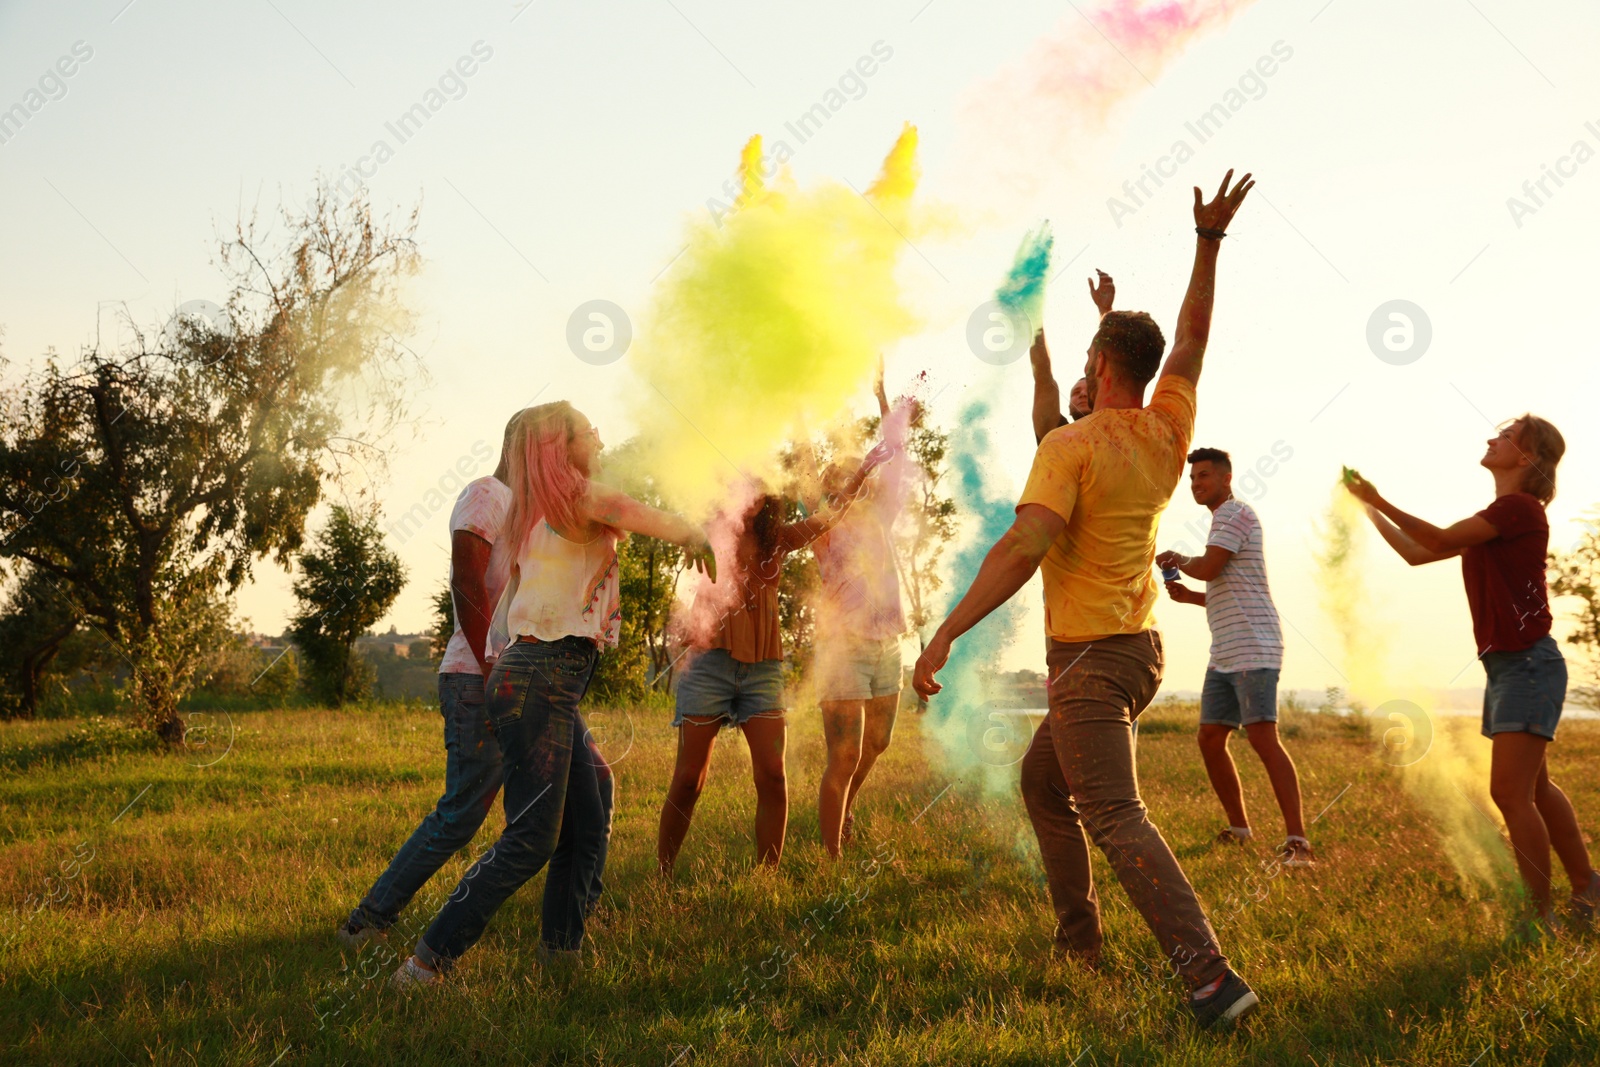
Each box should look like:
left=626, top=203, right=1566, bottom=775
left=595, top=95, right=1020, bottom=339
left=584, top=483, right=715, bottom=575
left=912, top=504, right=1065, bottom=697
left=1344, top=474, right=1494, bottom=556
left=1029, top=330, right=1067, bottom=444
left=1159, top=170, right=1254, bottom=387
left=1363, top=505, right=1461, bottom=566
left=781, top=441, right=895, bottom=548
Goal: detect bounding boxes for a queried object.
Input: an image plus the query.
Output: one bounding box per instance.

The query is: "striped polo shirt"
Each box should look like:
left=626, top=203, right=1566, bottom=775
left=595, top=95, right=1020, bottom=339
left=1204, top=499, right=1283, bottom=673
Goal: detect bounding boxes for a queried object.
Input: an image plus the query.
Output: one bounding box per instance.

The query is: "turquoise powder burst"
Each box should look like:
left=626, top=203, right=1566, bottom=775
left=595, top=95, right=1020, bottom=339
left=994, top=222, right=1054, bottom=332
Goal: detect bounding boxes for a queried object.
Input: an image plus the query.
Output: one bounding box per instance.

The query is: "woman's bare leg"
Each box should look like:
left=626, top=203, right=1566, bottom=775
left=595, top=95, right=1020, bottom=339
left=740, top=715, right=788, bottom=866
left=1490, top=732, right=1555, bottom=915
left=657, top=718, right=721, bottom=875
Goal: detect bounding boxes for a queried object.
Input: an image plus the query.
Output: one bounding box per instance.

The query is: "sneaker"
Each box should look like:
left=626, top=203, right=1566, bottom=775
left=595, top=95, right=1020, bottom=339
left=1214, top=827, right=1250, bottom=846
left=389, top=956, right=442, bottom=991
left=1188, top=969, right=1259, bottom=1030
left=1570, top=871, right=1600, bottom=924
left=336, top=915, right=385, bottom=949
left=841, top=811, right=856, bottom=847
left=1278, top=838, right=1316, bottom=868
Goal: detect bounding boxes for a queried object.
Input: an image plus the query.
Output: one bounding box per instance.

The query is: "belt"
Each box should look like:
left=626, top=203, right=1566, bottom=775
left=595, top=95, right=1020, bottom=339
left=515, top=634, right=598, bottom=648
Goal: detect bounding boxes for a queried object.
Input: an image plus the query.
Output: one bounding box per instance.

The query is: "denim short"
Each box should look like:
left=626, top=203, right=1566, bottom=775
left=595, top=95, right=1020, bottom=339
left=1481, top=635, right=1566, bottom=741
left=1199, top=667, right=1280, bottom=728
left=673, top=648, right=786, bottom=727
left=814, top=634, right=903, bottom=702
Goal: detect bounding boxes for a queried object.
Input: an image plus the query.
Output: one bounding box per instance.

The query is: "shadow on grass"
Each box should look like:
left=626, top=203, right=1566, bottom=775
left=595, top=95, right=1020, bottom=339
left=0, top=716, right=161, bottom=772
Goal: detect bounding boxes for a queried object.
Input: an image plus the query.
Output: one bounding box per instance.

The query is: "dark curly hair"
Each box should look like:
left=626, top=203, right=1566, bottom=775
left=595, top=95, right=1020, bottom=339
left=748, top=494, right=785, bottom=560
left=1091, top=310, right=1166, bottom=389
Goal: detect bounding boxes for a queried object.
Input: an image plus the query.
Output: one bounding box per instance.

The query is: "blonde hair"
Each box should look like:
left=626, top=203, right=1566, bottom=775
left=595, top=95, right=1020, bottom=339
left=1511, top=414, right=1565, bottom=505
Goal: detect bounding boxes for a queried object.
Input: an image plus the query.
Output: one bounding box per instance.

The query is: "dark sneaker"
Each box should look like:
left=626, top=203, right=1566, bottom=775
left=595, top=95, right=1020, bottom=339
left=336, top=914, right=385, bottom=949
left=1188, top=969, right=1259, bottom=1030
left=1571, top=872, right=1600, bottom=924
left=1214, top=827, right=1250, bottom=846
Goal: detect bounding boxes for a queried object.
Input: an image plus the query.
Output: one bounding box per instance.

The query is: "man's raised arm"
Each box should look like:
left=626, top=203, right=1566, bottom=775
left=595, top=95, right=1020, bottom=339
left=1158, top=170, right=1254, bottom=387
left=1029, top=330, right=1066, bottom=444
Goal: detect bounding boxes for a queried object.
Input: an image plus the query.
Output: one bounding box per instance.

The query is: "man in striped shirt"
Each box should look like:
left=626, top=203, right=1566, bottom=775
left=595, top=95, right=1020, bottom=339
left=1158, top=448, right=1313, bottom=867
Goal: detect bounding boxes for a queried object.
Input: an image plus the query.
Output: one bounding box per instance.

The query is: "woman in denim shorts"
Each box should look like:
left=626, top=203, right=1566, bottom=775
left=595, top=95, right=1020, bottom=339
left=1346, top=414, right=1599, bottom=927
left=658, top=444, right=891, bottom=874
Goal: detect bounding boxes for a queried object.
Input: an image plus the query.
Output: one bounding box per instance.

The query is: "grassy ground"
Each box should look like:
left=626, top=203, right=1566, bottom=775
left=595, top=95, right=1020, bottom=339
left=4, top=695, right=1600, bottom=1066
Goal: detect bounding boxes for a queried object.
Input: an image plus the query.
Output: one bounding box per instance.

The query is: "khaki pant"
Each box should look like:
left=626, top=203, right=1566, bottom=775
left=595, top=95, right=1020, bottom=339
left=1019, top=631, right=1228, bottom=988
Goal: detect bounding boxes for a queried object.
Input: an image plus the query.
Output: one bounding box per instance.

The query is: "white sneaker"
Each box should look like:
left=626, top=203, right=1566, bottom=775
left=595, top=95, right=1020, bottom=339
left=1278, top=837, right=1316, bottom=868
left=389, top=956, right=442, bottom=991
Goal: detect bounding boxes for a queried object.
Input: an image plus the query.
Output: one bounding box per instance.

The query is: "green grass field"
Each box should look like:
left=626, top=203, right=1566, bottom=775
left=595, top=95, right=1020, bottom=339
left=4, top=697, right=1600, bottom=1066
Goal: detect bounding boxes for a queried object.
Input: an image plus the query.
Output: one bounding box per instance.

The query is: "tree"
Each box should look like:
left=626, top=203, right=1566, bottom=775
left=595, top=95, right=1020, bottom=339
left=0, top=567, right=83, bottom=719
left=1551, top=510, right=1600, bottom=706
left=890, top=417, right=957, bottom=650
left=587, top=438, right=687, bottom=703
left=0, top=192, right=421, bottom=739
left=289, top=506, right=407, bottom=706
left=430, top=580, right=455, bottom=661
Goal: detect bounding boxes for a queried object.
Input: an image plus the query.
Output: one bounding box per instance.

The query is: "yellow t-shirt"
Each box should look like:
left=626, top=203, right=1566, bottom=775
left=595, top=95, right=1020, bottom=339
left=1017, top=374, right=1197, bottom=642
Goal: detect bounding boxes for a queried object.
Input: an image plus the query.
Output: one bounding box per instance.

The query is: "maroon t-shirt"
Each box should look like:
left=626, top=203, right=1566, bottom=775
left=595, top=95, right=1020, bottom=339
left=1460, top=492, right=1551, bottom=655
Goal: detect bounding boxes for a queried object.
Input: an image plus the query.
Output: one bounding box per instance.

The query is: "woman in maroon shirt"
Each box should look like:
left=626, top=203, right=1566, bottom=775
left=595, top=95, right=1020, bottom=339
left=1345, top=415, right=1598, bottom=929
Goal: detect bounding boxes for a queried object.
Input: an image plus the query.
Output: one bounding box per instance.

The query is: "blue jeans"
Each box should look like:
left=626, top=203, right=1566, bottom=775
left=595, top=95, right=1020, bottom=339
left=416, top=638, right=608, bottom=969
left=350, top=673, right=613, bottom=936
left=348, top=674, right=503, bottom=932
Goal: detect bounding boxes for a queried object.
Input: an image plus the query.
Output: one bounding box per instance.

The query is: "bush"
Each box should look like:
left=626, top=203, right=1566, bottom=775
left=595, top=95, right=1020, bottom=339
left=0, top=715, right=161, bottom=772
left=187, top=642, right=301, bottom=709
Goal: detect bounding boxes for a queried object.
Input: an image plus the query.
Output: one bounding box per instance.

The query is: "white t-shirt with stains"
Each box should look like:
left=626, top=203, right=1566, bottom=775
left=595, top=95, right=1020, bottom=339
left=438, top=477, right=512, bottom=675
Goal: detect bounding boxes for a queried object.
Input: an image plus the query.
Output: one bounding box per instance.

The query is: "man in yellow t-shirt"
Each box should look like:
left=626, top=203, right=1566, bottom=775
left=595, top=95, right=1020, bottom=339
left=914, top=171, right=1258, bottom=1031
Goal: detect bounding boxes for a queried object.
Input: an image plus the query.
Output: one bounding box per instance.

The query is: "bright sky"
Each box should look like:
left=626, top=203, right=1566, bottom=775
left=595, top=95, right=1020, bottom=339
left=3, top=0, right=1598, bottom=702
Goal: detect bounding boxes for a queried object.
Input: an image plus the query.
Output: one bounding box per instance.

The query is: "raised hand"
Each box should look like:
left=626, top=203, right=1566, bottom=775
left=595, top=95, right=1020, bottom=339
left=1029, top=328, right=1050, bottom=369
left=1088, top=270, right=1115, bottom=318
left=1193, top=169, right=1255, bottom=235
left=861, top=439, right=896, bottom=473
left=1342, top=470, right=1381, bottom=506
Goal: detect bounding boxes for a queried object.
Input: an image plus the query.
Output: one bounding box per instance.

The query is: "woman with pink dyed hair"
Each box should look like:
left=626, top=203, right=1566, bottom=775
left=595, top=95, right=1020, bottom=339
left=394, top=401, right=712, bottom=987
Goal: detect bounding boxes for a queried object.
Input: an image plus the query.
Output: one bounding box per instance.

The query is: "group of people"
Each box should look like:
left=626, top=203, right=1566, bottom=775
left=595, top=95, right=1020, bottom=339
left=332, top=169, right=1596, bottom=1031
left=335, top=371, right=912, bottom=984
